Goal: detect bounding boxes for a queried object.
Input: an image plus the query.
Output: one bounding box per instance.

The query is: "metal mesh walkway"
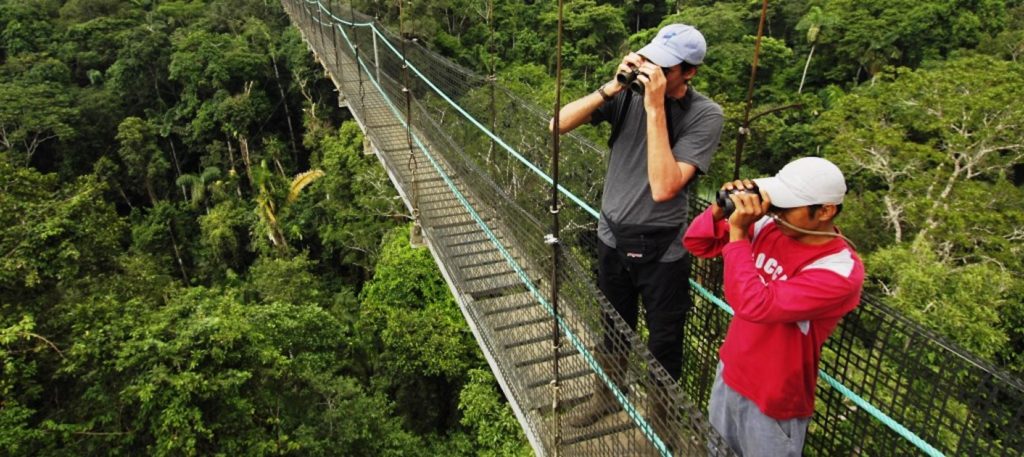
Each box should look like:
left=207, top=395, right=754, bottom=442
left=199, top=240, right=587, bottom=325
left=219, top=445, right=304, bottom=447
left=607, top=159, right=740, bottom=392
left=283, top=1, right=1024, bottom=456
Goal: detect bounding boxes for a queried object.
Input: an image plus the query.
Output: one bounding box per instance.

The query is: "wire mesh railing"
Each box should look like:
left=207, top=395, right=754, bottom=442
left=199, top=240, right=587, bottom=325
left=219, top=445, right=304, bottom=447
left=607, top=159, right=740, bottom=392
left=284, top=1, right=1024, bottom=456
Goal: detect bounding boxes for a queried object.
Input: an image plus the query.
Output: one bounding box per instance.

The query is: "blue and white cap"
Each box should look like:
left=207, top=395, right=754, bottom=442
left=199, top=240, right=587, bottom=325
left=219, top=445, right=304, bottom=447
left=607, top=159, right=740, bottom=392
left=637, top=24, right=707, bottom=66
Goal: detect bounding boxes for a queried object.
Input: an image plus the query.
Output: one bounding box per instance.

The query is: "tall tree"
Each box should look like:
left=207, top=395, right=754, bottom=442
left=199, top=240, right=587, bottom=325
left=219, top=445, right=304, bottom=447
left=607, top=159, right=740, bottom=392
left=818, top=54, right=1024, bottom=359
left=0, top=82, right=77, bottom=166
left=795, top=5, right=838, bottom=93
left=116, top=116, right=169, bottom=205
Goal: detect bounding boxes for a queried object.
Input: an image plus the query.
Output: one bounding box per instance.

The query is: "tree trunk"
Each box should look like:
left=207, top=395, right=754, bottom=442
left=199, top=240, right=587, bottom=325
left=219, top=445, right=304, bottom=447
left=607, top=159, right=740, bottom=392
left=167, top=222, right=190, bottom=284
left=271, top=54, right=299, bottom=161
left=798, top=43, right=816, bottom=94
left=167, top=138, right=187, bottom=202
left=239, top=136, right=254, bottom=187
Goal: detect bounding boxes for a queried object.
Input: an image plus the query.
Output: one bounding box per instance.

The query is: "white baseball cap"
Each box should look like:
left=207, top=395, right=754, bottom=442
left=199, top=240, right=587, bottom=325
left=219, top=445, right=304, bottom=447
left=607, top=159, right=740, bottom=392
left=753, top=157, right=847, bottom=208
left=637, top=24, right=707, bottom=67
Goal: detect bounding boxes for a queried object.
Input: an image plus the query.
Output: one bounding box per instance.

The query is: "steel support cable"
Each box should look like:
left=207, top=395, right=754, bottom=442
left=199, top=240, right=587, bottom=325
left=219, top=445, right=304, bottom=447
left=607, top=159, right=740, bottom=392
left=548, top=0, right=565, bottom=452
left=312, top=8, right=671, bottom=453
left=397, top=1, right=419, bottom=219
left=731, top=0, right=769, bottom=180
left=315, top=0, right=326, bottom=55
left=298, top=3, right=950, bottom=455
left=347, top=2, right=364, bottom=110
left=330, top=1, right=342, bottom=79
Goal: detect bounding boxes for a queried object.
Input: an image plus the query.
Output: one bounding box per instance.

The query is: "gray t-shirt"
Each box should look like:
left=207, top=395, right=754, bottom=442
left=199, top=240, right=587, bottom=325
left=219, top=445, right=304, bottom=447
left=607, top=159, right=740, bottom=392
left=591, top=87, right=724, bottom=262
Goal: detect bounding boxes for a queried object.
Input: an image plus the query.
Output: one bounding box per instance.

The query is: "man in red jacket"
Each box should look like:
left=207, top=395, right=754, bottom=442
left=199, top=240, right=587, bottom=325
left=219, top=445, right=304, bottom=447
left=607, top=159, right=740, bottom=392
left=683, top=157, right=864, bottom=456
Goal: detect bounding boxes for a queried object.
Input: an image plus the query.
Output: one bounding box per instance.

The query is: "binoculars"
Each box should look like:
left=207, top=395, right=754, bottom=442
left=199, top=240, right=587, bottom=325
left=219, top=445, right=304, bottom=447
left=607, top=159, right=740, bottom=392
left=716, top=184, right=761, bottom=218
left=616, top=67, right=646, bottom=94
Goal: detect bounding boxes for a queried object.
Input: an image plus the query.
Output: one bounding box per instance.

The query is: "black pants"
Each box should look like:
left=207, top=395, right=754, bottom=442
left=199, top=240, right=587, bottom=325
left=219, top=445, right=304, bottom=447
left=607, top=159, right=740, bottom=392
left=598, top=241, right=692, bottom=381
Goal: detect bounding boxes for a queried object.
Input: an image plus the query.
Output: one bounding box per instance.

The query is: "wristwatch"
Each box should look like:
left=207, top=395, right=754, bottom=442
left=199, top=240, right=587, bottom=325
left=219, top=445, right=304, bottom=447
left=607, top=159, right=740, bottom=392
left=597, top=82, right=614, bottom=101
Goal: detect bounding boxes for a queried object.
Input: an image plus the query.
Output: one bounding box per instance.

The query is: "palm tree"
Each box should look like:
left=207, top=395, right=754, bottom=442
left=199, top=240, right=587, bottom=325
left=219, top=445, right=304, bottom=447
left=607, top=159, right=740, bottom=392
left=796, top=6, right=837, bottom=94
left=255, top=163, right=325, bottom=253
left=176, top=166, right=221, bottom=212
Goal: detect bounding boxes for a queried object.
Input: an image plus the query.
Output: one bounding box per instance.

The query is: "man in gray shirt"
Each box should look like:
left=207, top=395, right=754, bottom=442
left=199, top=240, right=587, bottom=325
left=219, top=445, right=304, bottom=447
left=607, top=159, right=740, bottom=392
left=551, top=24, right=724, bottom=429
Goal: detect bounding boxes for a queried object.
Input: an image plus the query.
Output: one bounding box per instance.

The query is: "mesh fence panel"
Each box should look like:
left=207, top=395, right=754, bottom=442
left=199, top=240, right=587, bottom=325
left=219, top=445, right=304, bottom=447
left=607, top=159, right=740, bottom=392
left=287, top=2, right=1024, bottom=456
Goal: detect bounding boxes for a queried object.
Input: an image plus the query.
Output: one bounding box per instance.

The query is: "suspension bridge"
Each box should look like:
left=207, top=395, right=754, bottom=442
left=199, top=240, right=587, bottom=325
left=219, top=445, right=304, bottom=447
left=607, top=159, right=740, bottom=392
left=283, top=1, right=1024, bottom=455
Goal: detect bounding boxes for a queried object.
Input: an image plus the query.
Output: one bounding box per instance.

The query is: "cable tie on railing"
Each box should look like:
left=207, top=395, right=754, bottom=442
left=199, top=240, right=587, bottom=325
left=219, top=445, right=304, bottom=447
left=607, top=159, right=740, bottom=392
left=544, top=234, right=559, bottom=245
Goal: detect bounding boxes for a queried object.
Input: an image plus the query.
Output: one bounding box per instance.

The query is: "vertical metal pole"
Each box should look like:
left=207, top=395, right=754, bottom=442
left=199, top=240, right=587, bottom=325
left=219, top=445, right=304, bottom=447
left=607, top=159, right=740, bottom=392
left=549, top=0, right=565, bottom=453
left=487, top=0, right=497, bottom=167
left=331, top=1, right=344, bottom=83
left=349, top=3, right=364, bottom=109
left=372, top=22, right=383, bottom=88
left=734, top=0, right=770, bottom=180
left=399, top=0, right=421, bottom=245
left=328, top=1, right=338, bottom=73
left=315, top=0, right=326, bottom=54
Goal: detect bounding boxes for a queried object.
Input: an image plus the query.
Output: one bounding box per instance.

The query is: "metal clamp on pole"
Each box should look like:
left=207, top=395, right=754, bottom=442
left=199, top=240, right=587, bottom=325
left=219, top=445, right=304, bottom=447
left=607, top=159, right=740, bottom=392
left=549, top=377, right=561, bottom=416
left=544, top=234, right=560, bottom=245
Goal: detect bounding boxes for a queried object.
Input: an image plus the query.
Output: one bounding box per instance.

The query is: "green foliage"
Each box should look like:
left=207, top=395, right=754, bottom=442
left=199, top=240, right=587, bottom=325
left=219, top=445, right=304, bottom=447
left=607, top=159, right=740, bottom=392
left=117, top=116, right=170, bottom=204
left=0, top=315, right=48, bottom=455
left=457, top=369, right=532, bottom=457
left=246, top=253, right=323, bottom=305
left=868, top=239, right=1010, bottom=358
left=106, top=23, right=174, bottom=113
left=1, top=2, right=529, bottom=455
left=58, top=287, right=419, bottom=456
left=658, top=3, right=751, bottom=97
left=819, top=54, right=1024, bottom=367
left=361, top=226, right=476, bottom=377
left=821, top=55, right=1024, bottom=261
left=0, top=0, right=60, bottom=56
left=820, top=0, right=1007, bottom=81
left=540, top=0, right=629, bottom=86
left=0, top=155, right=124, bottom=296
left=296, top=121, right=405, bottom=273
left=0, top=81, right=78, bottom=166
left=198, top=198, right=253, bottom=275
left=978, top=3, right=1024, bottom=61
left=359, top=226, right=483, bottom=433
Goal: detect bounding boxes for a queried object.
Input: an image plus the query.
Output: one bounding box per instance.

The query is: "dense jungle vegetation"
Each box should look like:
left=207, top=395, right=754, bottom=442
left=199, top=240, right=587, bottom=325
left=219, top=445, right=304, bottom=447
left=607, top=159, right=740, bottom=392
left=1, top=0, right=1021, bottom=455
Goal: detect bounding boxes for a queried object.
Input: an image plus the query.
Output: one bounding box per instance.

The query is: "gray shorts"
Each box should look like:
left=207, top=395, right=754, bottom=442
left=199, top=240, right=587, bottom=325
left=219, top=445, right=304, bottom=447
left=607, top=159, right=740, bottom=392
left=708, top=362, right=810, bottom=457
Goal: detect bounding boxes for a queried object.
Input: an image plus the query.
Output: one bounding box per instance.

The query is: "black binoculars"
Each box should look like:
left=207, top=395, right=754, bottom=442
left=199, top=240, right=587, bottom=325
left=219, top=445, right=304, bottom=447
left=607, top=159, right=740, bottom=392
left=616, top=67, right=646, bottom=94
left=716, top=184, right=761, bottom=218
